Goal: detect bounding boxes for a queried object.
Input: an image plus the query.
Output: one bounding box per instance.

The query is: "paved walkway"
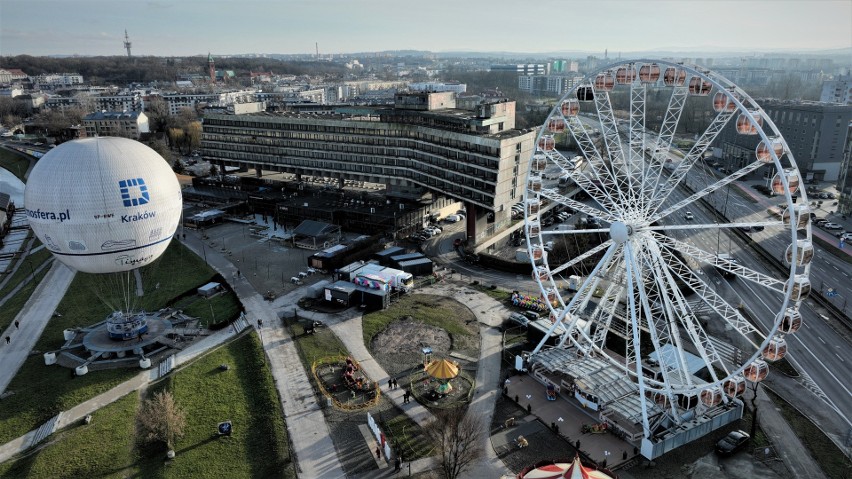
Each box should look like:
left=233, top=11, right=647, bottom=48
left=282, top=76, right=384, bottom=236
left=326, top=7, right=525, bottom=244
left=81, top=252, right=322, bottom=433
left=0, top=261, right=74, bottom=394
left=181, top=233, right=346, bottom=478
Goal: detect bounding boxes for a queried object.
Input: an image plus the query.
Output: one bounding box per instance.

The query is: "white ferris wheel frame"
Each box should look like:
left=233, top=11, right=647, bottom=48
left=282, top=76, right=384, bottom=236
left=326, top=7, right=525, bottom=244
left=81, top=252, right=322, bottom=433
left=522, top=59, right=811, bottom=409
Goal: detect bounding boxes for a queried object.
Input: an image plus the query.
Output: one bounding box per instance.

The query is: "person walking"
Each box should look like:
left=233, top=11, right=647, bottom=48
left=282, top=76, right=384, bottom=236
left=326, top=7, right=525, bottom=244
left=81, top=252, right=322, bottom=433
left=14, top=320, right=20, bottom=329
left=5, top=336, right=10, bottom=344
left=375, top=446, right=381, bottom=459
left=394, top=456, right=401, bottom=472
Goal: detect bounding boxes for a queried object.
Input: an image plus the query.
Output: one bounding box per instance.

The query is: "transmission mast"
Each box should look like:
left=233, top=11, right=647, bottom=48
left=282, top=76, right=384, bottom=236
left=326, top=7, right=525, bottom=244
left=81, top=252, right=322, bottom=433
left=124, top=30, right=132, bottom=58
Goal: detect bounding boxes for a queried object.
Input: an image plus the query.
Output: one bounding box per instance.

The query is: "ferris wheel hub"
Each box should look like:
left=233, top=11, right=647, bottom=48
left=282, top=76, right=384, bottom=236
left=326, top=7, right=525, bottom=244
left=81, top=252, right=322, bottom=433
left=610, top=222, right=632, bottom=244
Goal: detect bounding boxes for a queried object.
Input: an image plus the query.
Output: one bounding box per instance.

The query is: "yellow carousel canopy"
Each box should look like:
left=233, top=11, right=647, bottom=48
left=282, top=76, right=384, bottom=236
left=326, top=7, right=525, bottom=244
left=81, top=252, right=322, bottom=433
left=425, top=359, right=459, bottom=380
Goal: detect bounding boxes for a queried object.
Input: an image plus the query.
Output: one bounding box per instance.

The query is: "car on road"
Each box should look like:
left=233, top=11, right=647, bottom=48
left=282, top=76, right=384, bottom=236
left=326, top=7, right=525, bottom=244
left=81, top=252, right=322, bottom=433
left=445, top=214, right=462, bottom=223
left=521, top=311, right=540, bottom=321
left=823, top=223, right=843, bottom=230
left=685, top=211, right=695, bottom=220
left=715, top=430, right=750, bottom=456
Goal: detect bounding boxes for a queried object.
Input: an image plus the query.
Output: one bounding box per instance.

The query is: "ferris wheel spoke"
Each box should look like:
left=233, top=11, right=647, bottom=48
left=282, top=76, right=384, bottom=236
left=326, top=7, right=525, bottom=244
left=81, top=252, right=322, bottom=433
left=641, top=86, right=688, bottom=217
left=537, top=186, right=619, bottom=223
left=531, top=242, right=622, bottom=355
left=649, top=160, right=765, bottom=224
left=549, top=239, right=614, bottom=276
left=568, top=244, right=624, bottom=316
left=545, top=227, right=610, bottom=236
left=654, top=240, right=764, bottom=348
left=644, top=241, right=730, bottom=387
left=624, top=83, right=648, bottom=207
left=594, top=89, right=635, bottom=207
left=623, top=242, right=653, bottom=432
left=632, top=247, right=702, bottom=391
left=653, top=233, right=786, bottom=292
left=544, top=150, right=618, bottom=211
left=649, top=109, right=736, bottom=215
left=561, top=117, right=624, bottom=211
left=646, top=220, right=783, bottom=233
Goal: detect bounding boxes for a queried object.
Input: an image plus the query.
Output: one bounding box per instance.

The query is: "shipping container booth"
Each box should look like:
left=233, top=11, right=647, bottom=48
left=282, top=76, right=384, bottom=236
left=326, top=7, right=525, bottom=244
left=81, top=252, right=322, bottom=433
left=323, top=281, right=357, bottom=307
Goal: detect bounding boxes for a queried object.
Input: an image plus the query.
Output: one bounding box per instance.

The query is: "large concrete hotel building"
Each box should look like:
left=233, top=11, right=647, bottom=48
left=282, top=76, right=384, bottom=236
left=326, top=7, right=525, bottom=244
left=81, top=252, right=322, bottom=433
left=200, top=92, right=537, bottom=244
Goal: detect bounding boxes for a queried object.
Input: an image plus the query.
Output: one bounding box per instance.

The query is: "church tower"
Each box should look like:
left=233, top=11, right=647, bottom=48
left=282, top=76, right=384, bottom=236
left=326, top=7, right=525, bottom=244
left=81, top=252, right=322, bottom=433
left=208, top=53, right=216, bottom=83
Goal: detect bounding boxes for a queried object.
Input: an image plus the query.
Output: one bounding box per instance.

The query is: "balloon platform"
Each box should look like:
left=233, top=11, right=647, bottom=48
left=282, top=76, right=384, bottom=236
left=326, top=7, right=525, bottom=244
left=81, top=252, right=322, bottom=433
left=52, top=308, right=205, bottom=371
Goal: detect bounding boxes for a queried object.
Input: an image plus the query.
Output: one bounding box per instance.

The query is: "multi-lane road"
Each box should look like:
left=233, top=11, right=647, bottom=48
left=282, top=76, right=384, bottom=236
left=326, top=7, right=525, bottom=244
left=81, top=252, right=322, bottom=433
left=658, top=173, right=852, bottom=439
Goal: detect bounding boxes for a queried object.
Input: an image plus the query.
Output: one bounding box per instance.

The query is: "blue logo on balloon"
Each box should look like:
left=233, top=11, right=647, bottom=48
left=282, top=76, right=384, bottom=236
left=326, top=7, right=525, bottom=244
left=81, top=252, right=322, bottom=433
left=119, top=178, right=149, bottom=207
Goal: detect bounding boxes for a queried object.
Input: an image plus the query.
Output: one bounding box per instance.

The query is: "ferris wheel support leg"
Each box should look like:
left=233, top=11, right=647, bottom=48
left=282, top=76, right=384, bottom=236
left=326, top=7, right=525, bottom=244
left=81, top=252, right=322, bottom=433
left=624, top=243, right=652, bottom=437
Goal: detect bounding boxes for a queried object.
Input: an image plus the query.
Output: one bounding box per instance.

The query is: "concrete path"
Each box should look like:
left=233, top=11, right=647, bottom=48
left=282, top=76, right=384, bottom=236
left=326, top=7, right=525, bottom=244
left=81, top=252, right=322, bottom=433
left=0, top=261, right=74, bottom=394
left=181, top=233, right=346, bottom=478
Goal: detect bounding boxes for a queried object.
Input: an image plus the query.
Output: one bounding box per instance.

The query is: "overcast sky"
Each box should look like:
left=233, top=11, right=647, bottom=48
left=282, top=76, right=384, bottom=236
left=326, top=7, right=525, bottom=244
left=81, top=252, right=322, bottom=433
left=2, top=0, right=850, bottom=57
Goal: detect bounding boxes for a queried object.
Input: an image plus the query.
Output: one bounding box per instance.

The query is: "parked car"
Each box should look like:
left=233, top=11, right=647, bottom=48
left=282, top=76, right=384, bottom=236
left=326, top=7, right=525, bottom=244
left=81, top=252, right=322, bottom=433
left=502, top=313, right=530, bottom=331
left=715, top=430, right=750, bottom=456
left=840, top=233, right=852, bottom=242
left=814, top=218, right=828, bottom=225
left=823, top=223, right=843, bottom=230
left=445, top=214, right=461, bottom=223
left=521, top=311, right=540, bottom=321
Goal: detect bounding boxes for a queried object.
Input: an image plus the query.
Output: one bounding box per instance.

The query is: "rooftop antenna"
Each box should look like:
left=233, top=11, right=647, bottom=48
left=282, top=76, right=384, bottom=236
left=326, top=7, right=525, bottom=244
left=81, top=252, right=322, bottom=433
left=124, top=30, right=132, bottom=58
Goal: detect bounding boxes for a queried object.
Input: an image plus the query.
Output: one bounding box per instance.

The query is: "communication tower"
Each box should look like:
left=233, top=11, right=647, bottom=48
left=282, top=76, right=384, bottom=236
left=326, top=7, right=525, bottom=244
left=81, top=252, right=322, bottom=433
left=124, top=30, right=132, bottom=58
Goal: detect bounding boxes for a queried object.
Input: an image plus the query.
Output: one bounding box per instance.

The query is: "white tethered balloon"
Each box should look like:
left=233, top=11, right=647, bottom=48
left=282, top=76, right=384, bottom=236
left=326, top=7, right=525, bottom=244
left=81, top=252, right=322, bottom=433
left=24, top=137, right=183, bottom=274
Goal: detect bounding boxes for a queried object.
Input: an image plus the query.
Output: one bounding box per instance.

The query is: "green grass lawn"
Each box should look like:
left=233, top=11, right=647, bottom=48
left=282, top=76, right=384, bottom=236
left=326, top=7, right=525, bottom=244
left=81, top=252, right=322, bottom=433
left=383, top=414, right=433, bottom=461
left=361, top=294, right=476, bottom=345
left=178, top=292, right=242, bottom=327
left=138, top=333, right=294, bottom=479
left=470, top=284, right=511, bottom=303
left=288, top=316, right=348, bottom=366
left=0, top=333, right=294, bottom=479
left=765, top=389, right=852, bottom=479
left=0, top=148, right=31, bottom=182
left=0, top=241, right=224, bottom=444
left=0, top=393, right=139, bottom=479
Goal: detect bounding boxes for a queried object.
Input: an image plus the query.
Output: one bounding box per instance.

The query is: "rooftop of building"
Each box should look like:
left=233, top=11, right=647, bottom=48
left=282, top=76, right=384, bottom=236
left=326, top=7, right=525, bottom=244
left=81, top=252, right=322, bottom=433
left=83, top=110, right=145, bottom=120
left=204, top=108, right=534, bottom=139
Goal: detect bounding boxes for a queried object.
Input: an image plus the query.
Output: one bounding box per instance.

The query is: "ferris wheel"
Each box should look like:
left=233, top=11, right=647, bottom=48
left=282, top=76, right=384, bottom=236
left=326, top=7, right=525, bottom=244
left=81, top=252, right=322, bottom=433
left=523, top=60, right=812, bottom=429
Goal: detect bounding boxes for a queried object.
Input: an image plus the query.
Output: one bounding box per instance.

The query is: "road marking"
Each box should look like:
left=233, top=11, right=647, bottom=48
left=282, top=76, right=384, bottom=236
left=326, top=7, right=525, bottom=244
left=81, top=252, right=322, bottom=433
left=836, top=353, right=845, bottom=363
left=833, top=265, right=840, bottom=271
left=818, top=336, right=825, bottom=344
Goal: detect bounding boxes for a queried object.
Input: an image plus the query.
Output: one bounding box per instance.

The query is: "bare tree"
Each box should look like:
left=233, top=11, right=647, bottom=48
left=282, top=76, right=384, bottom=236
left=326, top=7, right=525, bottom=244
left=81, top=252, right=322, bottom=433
left=426, top=408, right=484, bottom=479
left=138, top=390, right=186, bottom=451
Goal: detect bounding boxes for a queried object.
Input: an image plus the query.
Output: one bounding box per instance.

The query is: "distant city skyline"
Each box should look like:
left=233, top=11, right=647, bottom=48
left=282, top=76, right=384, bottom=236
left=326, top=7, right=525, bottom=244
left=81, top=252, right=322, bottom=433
left=1, top=0, right=850, bottom=57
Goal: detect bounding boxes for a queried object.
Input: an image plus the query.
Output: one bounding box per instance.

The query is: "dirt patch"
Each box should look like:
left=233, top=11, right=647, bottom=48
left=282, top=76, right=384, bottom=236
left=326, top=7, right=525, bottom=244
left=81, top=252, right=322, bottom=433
left=370, top=317, right=451, bottom=378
